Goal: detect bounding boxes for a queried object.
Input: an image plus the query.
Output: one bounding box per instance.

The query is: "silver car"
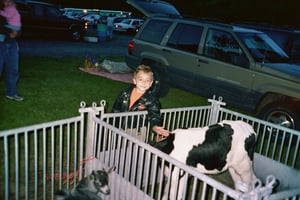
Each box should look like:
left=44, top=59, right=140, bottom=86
left=114, top=18, right=144, bottom=34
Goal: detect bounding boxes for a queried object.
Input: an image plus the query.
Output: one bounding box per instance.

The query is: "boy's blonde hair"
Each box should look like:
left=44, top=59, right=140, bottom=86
left=134, top=65, right=154, bottom=80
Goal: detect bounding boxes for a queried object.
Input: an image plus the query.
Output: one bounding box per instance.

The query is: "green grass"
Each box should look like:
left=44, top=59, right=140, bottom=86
left=0, top=56, right=208, bottom=130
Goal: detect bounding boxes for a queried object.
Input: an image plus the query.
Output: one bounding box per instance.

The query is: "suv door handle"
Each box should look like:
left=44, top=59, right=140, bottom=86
left=197, top=58, right=209, bottom=64
left=162, top=48, right=172, bottom=53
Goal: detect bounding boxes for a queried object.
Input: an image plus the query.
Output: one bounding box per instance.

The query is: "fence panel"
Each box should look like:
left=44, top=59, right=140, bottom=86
left=1, top=98, right=299, bottom=200
left=0, top=116, right=85, bottom=200
left=217, top=107, right=300, bottom=170
left=98, top=98, right=300, bottom=199
left=92, top=117, right=242, bottom=200
left=101, top=103, right=300, bottom=170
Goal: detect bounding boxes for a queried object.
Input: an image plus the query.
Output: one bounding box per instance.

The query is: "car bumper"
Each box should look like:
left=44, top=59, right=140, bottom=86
left=125, top=54, right=140, bottom=70
left=113, top=28, right=128, bottom=32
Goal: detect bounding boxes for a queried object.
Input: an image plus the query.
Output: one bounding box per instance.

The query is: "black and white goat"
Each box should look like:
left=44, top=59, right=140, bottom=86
left=155, top=120, right=258, bottom=200
left=56, top=167, right=115, bottom=200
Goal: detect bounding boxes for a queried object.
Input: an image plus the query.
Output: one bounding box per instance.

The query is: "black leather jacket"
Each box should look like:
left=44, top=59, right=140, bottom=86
left=112, top=85, right=162, bottom=128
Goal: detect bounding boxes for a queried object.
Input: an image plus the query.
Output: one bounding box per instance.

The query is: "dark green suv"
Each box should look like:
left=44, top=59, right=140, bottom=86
left=125, top=1, right=300, bottom=130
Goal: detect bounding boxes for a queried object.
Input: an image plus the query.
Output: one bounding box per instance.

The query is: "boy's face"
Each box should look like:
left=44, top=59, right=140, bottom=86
left=133, top=71, right=153, bottom=93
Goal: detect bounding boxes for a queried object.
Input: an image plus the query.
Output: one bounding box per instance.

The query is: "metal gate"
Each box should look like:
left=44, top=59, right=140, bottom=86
left=1, top=97, right=299, bottom=200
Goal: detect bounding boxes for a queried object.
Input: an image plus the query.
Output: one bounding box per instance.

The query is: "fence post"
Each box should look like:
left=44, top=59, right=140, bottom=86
left=78, top=100, right=106, bottom=174
left=208, top=95, right=226, bottom=125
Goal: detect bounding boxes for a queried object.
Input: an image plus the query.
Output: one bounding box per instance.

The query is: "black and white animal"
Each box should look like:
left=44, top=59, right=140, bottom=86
left=56, top=167, right=115, bottom=200
left=155, top=120, right=257, bottom=200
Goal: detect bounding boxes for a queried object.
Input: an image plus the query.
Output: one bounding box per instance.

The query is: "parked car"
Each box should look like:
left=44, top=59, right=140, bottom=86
left=113, top=16, right=128, bottom=24
left=15, top=0, right=87, bottom=41
left=64, top=12, right=86, bottom=20
left=114, top=18, right=144, bottom=34
left=233, top=22, right=300, bottom=64
left=81, top=14, right=101, bottom=25
left=125, top=0, right=300, bottom=130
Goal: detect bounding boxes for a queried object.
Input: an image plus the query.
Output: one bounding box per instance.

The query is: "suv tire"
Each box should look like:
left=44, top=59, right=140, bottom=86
left=71, top=28, right=82, bottom=41
left=258, top=101, right=300, bottom=130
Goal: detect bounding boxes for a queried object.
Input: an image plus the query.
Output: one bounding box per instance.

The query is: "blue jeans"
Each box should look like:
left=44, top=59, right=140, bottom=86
left=107, top=26, right=113, bottom=39
left=0, top=40, right=20, bottom=96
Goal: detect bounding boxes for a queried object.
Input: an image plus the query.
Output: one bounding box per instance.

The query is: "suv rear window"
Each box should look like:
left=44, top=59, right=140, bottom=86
left=167, top=23, right=203, bottom=53
left=139, top=19, right=172, bottom=44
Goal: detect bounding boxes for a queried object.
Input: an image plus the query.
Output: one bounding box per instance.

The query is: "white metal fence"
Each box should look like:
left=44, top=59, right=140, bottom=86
left=1, top=97, right=299, bottom=200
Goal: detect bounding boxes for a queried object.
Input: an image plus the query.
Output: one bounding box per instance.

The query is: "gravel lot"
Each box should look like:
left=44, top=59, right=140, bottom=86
left=18, top=33, right=133, bottom=58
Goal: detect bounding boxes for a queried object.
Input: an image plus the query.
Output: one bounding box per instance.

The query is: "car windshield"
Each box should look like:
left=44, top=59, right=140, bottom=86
left=121, top=19, right=131, bottom=25
left=237, top=32, right=289, bottom=63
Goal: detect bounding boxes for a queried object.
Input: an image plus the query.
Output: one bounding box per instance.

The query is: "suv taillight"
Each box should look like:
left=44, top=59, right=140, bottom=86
left=128, top=41, right=135, bottom=55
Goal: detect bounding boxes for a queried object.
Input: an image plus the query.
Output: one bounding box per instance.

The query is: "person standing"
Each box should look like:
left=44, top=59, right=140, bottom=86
left=0, top=0, right=23, bottom=101
left=0, top=0, right=20, bottom=40
left=106, top=14, right=115, bottom=40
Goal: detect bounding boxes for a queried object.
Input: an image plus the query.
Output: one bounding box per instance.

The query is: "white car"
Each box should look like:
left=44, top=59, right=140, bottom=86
left=81, top=14, right=101, bottom=24
left=114, top=18, right=144, bottom=34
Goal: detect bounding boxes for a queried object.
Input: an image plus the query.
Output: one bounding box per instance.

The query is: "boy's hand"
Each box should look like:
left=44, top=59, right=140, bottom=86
left=152, top=126, right=170, bottom=142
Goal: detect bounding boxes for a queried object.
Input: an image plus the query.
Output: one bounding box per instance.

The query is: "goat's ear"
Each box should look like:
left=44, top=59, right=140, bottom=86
left=89, top=173, right=95, bottom=180
left=91, top=170, right=98, bottom=177
left=106, top=166, right=116, bottom=173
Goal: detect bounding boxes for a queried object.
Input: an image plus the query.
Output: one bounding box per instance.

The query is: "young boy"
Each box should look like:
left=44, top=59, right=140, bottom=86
left=112, top=64, right=170, bottom=143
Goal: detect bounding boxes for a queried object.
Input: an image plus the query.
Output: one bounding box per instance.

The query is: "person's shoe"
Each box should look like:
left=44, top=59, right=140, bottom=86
left=6, top=95, right=24, bottom=101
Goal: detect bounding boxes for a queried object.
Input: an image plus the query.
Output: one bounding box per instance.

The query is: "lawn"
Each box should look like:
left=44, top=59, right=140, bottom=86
left=0, top=56, right=208, bottom=131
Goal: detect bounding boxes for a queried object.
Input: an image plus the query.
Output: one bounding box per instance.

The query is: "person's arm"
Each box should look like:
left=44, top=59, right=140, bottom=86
left=112, top=88, right=130, bottom=113
left=0, top=16, right=19, bottom=39
left=0, top=16, right=10, bottom=37
left=112, top=93, right=124, bottom=113
left=145, top=95, right=170, bottom=137
left=145, top=96, right=161, bottom=126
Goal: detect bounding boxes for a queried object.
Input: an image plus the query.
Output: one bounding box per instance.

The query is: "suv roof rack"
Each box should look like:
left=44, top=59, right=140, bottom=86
left=148, top=13, right=181, bottom=18
left=233, top=21, right=297, bottom=31
left=151, top=14, right=235, bottom=29
left=183, top=16, right=234, bottom=29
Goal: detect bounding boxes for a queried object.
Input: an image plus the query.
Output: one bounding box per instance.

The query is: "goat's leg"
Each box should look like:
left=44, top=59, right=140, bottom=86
left=229, top=160, right=256, bottom=192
